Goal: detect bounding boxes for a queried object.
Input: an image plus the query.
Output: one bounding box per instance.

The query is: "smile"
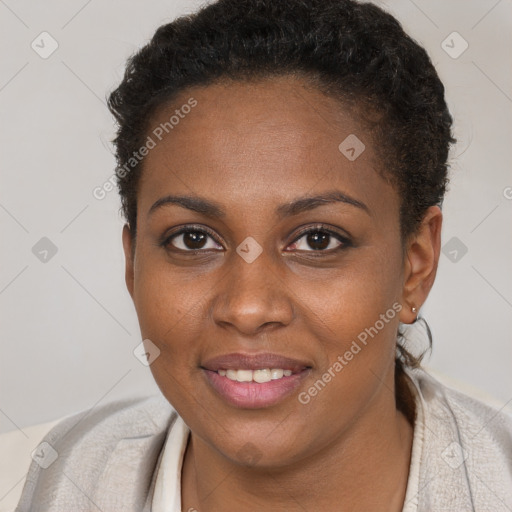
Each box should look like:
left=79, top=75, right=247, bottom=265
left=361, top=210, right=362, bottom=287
left=217, top=368, right=293, bottom=383
left=201, top=353, right=312, bottom=409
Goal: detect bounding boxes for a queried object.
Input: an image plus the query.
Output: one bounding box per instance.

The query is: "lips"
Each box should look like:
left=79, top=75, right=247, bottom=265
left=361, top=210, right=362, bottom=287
left=201, top=352, right=312, bottom=409
left=201, top=352, right=311, bottom=373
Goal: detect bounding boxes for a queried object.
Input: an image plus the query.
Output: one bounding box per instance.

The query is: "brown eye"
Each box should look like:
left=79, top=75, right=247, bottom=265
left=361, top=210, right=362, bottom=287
left=304, top=231, right=331, bottom=250
left=287, top=227, right=350, bottom=252
left=181, top=231, right=208, bottom=250
left=163, top=227, right=223, bottom=252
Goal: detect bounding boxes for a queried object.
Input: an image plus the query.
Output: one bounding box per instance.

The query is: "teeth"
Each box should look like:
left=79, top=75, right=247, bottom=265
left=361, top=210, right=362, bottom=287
left=270, top=369, right=284, bottom=380
left=236, top=369, right=253, bottom=382
left=253, top=369, right=271, bottom=383
left=218, top=368, right=295, bottom=383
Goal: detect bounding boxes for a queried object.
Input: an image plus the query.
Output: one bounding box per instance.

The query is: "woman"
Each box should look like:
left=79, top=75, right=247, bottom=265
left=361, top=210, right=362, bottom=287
left=16, top=0, right=512, bottom=510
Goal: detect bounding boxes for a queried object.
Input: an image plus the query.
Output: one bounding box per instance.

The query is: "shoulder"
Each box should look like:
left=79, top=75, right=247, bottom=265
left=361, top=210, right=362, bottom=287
left=405, top=367, right=512, bottom=510
left=16, top=393, right=178, bottom=512
left=410, top=367, right=512, bottom=440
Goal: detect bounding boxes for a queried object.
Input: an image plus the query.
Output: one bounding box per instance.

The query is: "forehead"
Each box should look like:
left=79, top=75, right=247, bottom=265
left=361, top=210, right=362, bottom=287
left=138, top=76, right=398, bottom=221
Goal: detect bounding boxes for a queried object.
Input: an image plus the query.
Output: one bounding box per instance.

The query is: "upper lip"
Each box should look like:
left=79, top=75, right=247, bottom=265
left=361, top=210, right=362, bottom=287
left=201, top=353, right=311, bottom=373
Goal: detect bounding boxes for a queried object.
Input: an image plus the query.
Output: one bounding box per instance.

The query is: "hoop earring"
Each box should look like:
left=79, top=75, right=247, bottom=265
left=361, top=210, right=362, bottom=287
left=416, top=316, right=433, bottom=352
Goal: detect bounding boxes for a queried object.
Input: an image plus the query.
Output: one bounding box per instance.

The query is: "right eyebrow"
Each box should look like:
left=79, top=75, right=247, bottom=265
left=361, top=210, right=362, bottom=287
left=148, top=195, right=226, bottom=218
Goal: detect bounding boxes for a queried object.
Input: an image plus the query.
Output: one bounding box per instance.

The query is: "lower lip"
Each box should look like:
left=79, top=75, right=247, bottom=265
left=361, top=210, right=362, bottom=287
left=202, top=369, right=310, bottom=409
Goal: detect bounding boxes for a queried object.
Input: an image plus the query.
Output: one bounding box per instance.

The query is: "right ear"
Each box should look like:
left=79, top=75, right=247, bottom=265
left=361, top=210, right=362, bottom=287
left=122, top=224, right=135, bottom=299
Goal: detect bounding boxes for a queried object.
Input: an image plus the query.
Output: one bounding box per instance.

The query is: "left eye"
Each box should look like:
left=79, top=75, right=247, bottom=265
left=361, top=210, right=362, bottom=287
left=288, top=229, right=348, bottom=252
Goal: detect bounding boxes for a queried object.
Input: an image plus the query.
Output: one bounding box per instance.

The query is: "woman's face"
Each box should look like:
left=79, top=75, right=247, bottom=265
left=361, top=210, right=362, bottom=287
left=124, top=75, right=418, bottom=467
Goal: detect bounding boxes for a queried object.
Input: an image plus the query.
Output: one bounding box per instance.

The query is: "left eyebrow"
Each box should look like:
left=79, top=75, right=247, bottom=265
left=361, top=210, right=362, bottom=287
left=275, top=190, right=370, bottom=218
left=148, top=190, right=370, bottom=219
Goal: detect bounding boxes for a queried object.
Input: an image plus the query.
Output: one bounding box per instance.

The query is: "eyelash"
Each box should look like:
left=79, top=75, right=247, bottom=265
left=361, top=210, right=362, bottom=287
left=159, top=223, right=352, bottom=254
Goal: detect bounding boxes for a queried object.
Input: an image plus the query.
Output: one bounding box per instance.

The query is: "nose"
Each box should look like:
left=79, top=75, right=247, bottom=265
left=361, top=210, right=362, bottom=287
left=212, top=248, right=294, bottom=336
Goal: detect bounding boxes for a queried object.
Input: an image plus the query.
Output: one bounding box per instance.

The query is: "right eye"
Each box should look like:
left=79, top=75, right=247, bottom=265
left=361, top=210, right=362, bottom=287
left=161, top=226, right=224, bottom=252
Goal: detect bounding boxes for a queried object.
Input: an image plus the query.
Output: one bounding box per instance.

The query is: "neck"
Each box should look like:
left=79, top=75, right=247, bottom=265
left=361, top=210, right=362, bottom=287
left=181, top=377, right=414, bottom=512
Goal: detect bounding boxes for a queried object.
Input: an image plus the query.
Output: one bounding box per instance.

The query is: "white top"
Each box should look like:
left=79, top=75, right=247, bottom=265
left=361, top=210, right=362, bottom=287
left=151, top=413, right=191, bottom=512
left=152, top=371, right=426, bottom=512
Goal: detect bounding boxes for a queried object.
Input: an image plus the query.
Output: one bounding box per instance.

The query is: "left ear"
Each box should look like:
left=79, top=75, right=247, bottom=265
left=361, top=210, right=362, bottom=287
left=399, top=205, right=443, bottom=324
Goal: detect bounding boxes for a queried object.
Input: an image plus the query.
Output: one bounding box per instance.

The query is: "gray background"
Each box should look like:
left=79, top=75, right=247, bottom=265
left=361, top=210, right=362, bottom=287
left=1, top=0, right=511, bottom=436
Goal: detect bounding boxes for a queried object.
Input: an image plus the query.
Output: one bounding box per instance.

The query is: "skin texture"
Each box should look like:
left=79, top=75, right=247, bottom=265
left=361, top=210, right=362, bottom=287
left=122, top=75, right=442, bottom=511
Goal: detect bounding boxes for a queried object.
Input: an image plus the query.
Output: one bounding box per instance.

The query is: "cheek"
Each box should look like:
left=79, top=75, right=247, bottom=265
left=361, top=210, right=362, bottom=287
left=295, top=244, right=403, bottom=343
left=132, top=261, right=207, bottom=414
left=132, top=253, right=207, bottom=366
left=293, top=246, right=403, bottom=409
